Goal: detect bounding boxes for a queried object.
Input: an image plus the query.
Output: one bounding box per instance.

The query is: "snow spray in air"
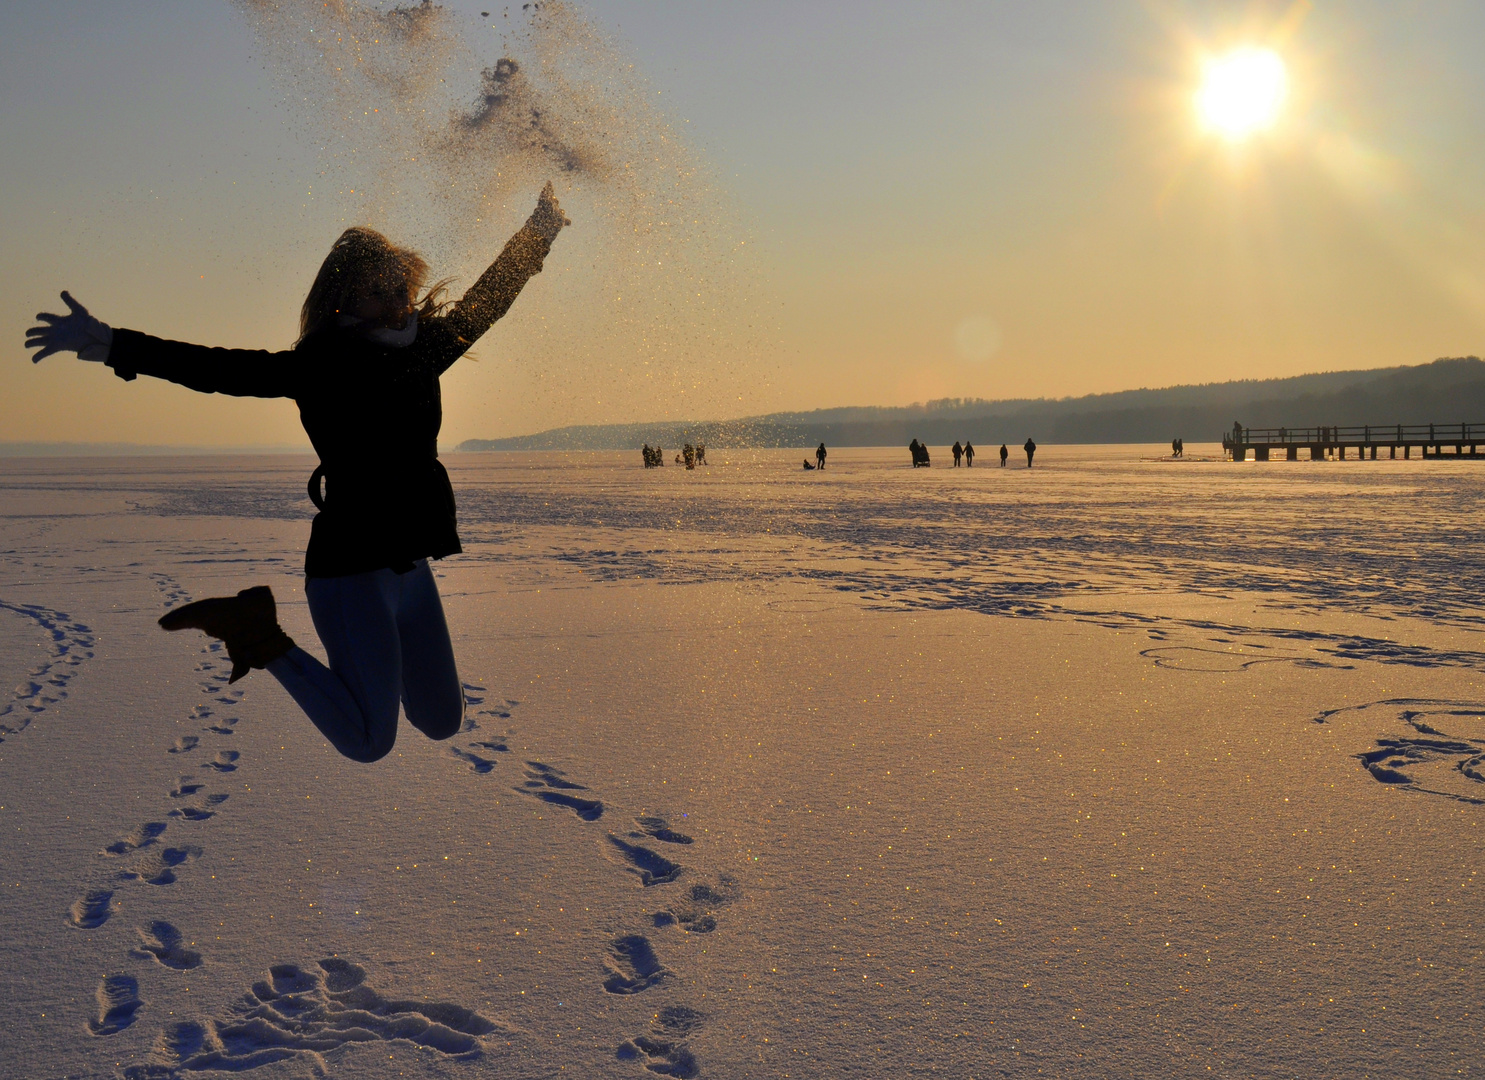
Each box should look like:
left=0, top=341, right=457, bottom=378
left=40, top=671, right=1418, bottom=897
left=232, top=0, right=775, bottom=437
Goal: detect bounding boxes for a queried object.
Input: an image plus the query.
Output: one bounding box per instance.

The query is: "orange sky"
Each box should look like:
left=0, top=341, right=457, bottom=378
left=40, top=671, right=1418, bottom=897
left=3, top=1, right=1483, bottom=447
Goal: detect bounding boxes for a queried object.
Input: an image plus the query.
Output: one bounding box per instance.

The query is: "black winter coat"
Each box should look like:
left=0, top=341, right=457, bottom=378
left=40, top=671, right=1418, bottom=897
left=106, top=224, right=553, bottom=578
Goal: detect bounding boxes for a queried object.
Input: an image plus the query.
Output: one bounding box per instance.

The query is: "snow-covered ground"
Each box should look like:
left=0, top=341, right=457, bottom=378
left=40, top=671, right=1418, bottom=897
left=1, top=446, right=1480, bottom=1078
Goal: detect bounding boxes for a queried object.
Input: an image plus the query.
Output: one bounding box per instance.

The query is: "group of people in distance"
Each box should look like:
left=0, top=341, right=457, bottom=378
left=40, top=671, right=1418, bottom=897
left=641, top=442, right=706, bottom=469
left=910, top=438, right=1036, bottom=467
left=1171, top=437, right=1185, bottom=458
left=647, top=438, right=1046, bottom=472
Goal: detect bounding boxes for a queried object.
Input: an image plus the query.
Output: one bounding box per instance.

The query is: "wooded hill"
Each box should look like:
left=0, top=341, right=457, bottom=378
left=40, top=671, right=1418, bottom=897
left=457, top=357, right=1485, bottom=451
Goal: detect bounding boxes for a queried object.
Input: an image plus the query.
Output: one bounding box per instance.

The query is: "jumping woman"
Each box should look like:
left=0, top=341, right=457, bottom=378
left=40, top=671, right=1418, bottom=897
left=25, top=183, right=569, bottom=763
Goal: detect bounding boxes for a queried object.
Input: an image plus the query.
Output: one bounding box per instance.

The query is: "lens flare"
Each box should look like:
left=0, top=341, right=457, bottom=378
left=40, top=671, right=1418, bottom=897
left=1196, top=48, right=1288, bottom=140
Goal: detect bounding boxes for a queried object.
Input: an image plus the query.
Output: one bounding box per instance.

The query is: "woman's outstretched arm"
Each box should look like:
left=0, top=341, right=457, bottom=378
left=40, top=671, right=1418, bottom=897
left=27, top=291, right=297, bottom=398
left=438, top=182, right=569, bottom=366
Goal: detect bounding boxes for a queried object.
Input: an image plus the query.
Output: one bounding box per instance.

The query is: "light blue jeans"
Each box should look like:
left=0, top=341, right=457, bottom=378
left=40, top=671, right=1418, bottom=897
left=267, top=560, right=464, bottom=762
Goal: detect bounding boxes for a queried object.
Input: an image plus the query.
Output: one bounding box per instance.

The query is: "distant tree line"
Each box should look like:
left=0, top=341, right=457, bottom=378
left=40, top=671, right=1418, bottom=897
left=457, top=357, right=1485, bottom=451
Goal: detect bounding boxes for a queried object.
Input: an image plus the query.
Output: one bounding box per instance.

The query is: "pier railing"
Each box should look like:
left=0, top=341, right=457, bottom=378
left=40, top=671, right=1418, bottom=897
left=1233, top=423, right=1475, bottom=444
left=1222, top=422, right=1485, bottom=461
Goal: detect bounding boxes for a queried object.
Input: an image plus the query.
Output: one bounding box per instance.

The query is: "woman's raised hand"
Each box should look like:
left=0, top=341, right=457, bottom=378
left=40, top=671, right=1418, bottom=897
left=528, top=181, right=570, bottom=243
left=26, top=291, right=113, bottom=363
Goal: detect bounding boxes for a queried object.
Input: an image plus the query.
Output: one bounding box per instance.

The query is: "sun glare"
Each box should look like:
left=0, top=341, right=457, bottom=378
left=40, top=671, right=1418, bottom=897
left=1196, top=48, right=1288, bottom=140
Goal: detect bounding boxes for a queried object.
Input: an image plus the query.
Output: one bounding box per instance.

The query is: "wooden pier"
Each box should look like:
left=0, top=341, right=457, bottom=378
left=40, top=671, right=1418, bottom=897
left=1223, top=423, right=1485, bottom=461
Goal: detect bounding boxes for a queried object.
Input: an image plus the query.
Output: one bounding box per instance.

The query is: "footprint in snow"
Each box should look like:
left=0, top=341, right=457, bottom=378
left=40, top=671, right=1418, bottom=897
left=170, top=794, right=228, bottom=821
left=119, top=845, right=201, bottom=887
left=105, top=822, right=168, bottom=856
left=606, top=835, right=683, bottom=887
left=631, top=815, right=693, bottom=845
left=653, top=877, right=742, bottom=935
left=517, top=761, right=604, bottom=821
left=450, top=746, right=499, bottom=774
left=601, top=934, right=670, bottom=995
left=69, top=889, right=115, bottom=930
left=617, top=1005, right=706, bottom=1078
left=88, top=974, right=142, bottom=1036
left=132, top=921, right=202, bottom=970
left=204, top=750, right=239, bottom=772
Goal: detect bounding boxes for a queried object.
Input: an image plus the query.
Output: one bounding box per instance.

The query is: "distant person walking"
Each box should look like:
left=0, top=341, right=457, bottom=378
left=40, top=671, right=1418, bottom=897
left=816, top=443, right=827, bottom=470
left=999, top=443, right=1009, bottom=467
left=952, top=441, right=963, bottom=467
left=964, top=441, right=975, bottom=466
left=1024, top=438, right=1037, bottom=467
left=27, top=184, right=570, bottom=764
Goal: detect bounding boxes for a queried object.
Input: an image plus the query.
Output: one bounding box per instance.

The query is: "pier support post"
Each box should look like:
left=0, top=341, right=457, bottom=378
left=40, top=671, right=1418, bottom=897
left=1287, top=446, right=1298, bottom=461
left=1254, top=446, right=1269, bottom=461
left=1339, top=445, right=1347, bottom=460
left=1370, top=445, right=1377, bottom=460
left=1390, top=445, right=1396, bottom=459
left=1405, top=445, right=1411, bottom=459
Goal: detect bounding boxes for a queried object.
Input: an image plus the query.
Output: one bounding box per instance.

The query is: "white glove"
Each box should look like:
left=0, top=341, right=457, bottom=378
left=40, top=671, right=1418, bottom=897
left=527, top=181, right=571, bottom=244
left=26, top=291, right=113, bottom=363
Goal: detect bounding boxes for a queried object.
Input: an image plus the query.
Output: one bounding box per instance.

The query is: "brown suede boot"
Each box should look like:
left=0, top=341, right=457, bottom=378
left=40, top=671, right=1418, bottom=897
left=158, top=585, right=295, bottom=683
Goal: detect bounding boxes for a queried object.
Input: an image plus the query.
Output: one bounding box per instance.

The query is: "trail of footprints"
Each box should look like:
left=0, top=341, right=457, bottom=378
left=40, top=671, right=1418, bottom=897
left=76, top=643, right=733, bottom=1073
left=70, top=647, right=241, bottom=932
left=447, top=681, right=516, bottom=774
left=81, top=673, right=519, bottom=1072
left=452, top=683, right=737, bottom=1076
left=0, top=598, right=96, bottom=742
left=72, top=575, right=249, bottom=1052
left=601, top=815, right=737, bottom=1078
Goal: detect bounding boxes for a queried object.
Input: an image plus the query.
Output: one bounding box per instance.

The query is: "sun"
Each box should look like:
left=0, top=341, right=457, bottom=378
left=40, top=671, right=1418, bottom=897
left=1196, top=48, right=1288, bottom=140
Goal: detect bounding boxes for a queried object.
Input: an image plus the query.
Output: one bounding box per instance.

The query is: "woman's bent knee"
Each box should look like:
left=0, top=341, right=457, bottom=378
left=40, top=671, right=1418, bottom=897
left=406, top=693, right=463, bottom=742
left=341, top=739, right=396, bottom=764
left=336, top=723, right=398, bottom=764
left=410, top=709, right=462, bottom=742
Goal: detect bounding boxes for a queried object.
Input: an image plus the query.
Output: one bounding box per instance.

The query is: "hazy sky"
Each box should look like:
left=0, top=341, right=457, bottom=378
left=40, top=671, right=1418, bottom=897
left=4, top=1, right=1484, bottom=447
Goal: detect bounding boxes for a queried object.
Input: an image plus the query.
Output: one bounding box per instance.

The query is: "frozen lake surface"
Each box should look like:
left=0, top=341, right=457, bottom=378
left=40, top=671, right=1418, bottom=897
left=0, top=445, right=1480, bottom=1078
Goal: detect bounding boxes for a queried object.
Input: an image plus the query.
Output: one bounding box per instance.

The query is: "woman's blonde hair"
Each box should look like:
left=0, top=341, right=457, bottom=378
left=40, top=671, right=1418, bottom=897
left=298, top=227, right=450, bottom=343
